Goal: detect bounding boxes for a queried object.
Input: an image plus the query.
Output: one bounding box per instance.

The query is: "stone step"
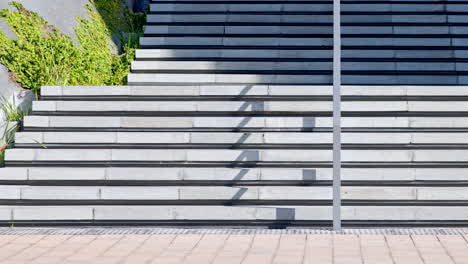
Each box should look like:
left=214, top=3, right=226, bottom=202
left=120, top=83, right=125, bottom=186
left=14, top=132, right=468, bottom=144
left=127, top=73, right=468, bottom=85
left=2, top=205, right=468, bottom=221
left=134, top=49, right=468, bottom=59
left=131, top=60, right=468, bottom=72
left=149, top=0, right=459, bottom=2
left=31, top=100, right=468, bottom=113
left=24, top=116, right=468, bottom=129
left=140, top=36, right=466, bottom=47
left=149, top=3, right=462, bottom=12
left=146, top=14, right=466, bottom=23
left=127, top=72, right=334, bottom=84
left=6, top=148, right=468, bottom=162
left=41, top=85, right=468, bottom=97
left=4, top=167, right=468, bottom=181
left=132, top=60, right=337, bottom=71
left=144, top=25, right=468, bottom=35
left=2, top=185, right=468, bottom=200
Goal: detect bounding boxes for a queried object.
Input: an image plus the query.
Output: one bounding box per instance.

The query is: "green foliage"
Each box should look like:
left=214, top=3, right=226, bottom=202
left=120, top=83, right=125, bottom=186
left=0, top=0, right=145, bottom=95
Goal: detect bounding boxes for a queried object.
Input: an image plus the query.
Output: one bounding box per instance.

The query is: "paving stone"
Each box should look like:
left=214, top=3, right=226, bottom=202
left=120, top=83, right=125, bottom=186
left=411, top=235, right=455, bottom=264
left=242, top=235, right=280, bottom=264
left=359, top=235, right=394, bottom=264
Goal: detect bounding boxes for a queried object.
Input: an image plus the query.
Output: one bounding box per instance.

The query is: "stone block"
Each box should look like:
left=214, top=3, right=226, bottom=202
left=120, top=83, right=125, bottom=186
left=13, top=206, right=93, bottom=220
left=182, top=168, right=260, bottom=181
left=107, top=168, right=182, bottom=180
left=21, top=187, right=99, bottom=200
left=101, top=187, right=179, bottom=200
left=24, top=116, right=49, bottom=127
left=49, top=116, right=120, bottom=128
left=111, top=149, right=186, bottom=161
left=0, top=186, right=21, bottom=199
left=179, top=186, right=258, bottom=200
left=175, top=206, right=256, bottom=220
left=0, top=168, right=28, bottom=180
left=259, top=187, right=331, bottom=200
left=29, top=168, right=106, bottom=180
left=94, top=206, right=174, bottom=220
left=342, top=187, right=417, bottom=200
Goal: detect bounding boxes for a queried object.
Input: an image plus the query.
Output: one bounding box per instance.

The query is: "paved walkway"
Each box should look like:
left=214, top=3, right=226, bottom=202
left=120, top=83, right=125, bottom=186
left=1, top=229, right=468, bottom=264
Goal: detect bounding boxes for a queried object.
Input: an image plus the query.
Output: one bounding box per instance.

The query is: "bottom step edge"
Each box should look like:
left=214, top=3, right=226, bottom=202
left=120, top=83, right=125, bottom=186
left=2, top=220, right=468, bottom=228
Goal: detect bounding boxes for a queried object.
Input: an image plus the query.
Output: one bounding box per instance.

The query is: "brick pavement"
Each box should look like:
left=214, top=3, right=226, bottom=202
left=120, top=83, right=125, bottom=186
left=0, top=230, right=468, bottom=264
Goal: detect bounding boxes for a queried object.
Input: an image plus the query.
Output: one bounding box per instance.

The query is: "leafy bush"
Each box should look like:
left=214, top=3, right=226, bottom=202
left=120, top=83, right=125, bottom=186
left=0, top=0, right=145, bottom=96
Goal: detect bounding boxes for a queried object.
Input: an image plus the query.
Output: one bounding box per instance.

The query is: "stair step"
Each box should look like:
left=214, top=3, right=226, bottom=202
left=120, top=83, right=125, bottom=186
left=131, top=60, right=468, bottom=72
left=6, top=148, right=468, bottom=162
left=146, top=14, right=466, bottom=23
left=132, top=60, right=332, bottom=71
left=2, top=205, right=468, bottom=222
left=14, top=132, right=468, bottom=145
left=6, top=167, right=468, bottom=181
left=139, top=36, right=467, bottom=47
left=41, top=85, right=468, bottom=97
left=24, top=116, right=468, bottom=129
left=127, top=73, right=334, bottom=85
left=127, top=73, right=468, bottom=85
left=143, top=25, right=468, bottom=35
left=149, top=3, right=464, bottom=12
left=33, top=100, right=468, bottom=112
left=3, top=185, right=468, bottom=200
left=134, top=49, right=468, bottom=60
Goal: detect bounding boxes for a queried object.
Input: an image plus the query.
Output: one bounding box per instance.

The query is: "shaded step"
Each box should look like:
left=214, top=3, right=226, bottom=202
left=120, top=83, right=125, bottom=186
left=144, top=25, right=468, bottom=35
left=139, top=36, right=468, bottom=47
left=40, top=85, right=468, bottom=97
left=134, top=48, right=468, bottom=60
left=127, top=73, right=468, bottom=85
left=131, top=60, right=468, bottom=72
left=128, top=72, right=332, bottom=85
left=146, top=14, right=467, bottom=23
left=149, top=2, right=466, bottom=12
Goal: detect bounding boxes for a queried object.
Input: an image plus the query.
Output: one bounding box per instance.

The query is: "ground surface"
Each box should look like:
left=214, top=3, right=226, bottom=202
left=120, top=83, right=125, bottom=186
left=0, top=228, right=468, bottom=263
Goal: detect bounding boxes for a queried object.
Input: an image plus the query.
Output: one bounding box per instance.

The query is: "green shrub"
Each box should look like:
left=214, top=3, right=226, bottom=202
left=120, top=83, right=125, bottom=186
left=0, top=0, right=145, bottom=96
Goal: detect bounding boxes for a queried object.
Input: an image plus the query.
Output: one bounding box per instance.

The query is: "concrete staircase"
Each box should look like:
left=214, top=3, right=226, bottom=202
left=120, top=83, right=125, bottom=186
left=2, top=0, right=468, bottom=226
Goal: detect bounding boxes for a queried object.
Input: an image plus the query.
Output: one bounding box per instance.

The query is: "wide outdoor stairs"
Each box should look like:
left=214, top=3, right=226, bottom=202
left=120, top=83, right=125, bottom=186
left=2, top=0, right=468, bottom=226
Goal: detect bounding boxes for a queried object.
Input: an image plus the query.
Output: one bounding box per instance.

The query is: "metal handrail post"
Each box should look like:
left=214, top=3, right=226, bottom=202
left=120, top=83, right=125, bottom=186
left=332, top=0, right=342, bottom=231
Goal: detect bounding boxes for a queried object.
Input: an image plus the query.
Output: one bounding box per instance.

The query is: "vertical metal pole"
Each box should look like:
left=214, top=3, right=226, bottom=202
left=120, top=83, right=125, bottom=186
left=332, top=0, right=342, bottom=231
